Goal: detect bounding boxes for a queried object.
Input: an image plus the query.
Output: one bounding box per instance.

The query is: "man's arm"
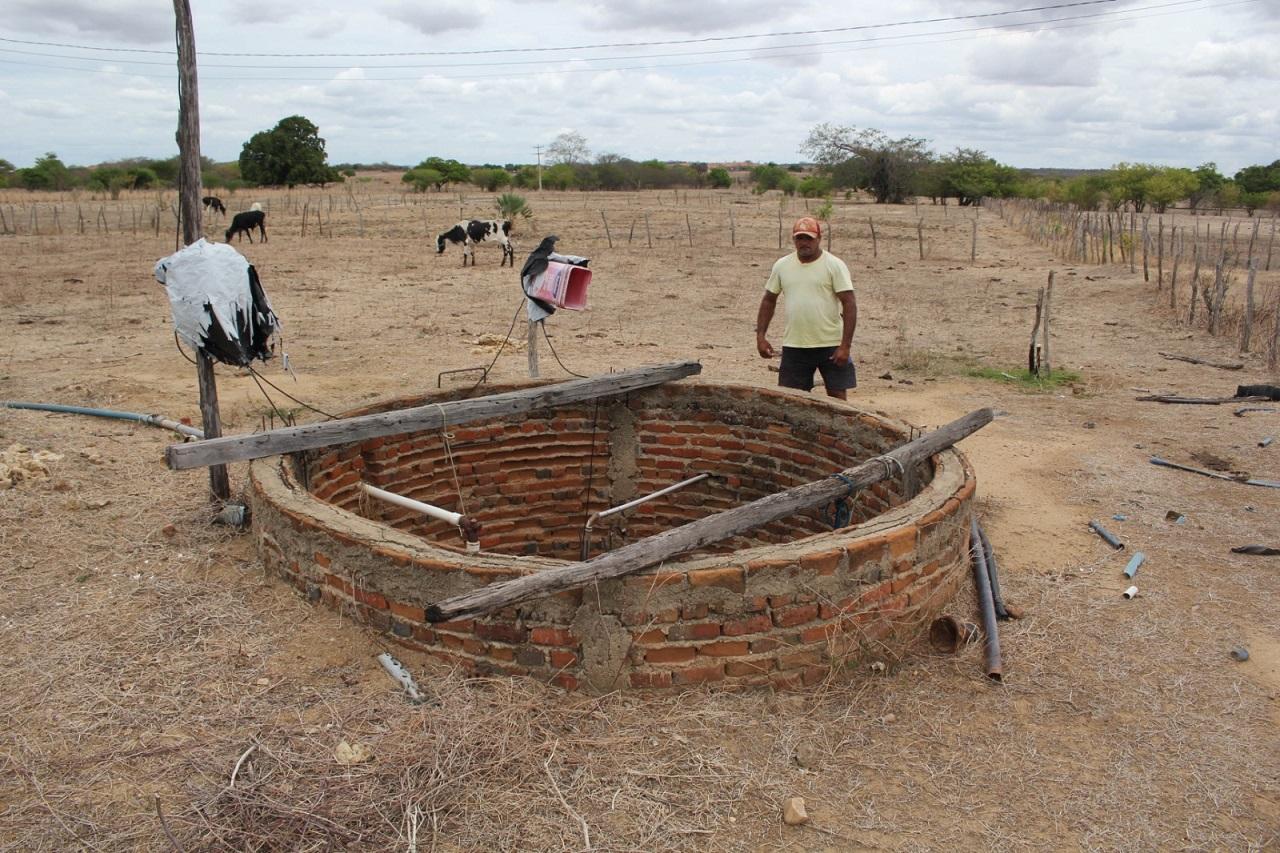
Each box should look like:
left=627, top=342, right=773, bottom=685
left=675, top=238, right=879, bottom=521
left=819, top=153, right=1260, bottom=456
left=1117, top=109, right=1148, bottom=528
left=832, top=290, right=857, bottom=365
left=756, top=291, right=778, bottom=358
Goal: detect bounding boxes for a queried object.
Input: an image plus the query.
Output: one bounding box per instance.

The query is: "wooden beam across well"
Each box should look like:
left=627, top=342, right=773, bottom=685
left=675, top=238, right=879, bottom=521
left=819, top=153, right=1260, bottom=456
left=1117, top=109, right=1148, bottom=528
left=165, top=360, right=702, bottom=471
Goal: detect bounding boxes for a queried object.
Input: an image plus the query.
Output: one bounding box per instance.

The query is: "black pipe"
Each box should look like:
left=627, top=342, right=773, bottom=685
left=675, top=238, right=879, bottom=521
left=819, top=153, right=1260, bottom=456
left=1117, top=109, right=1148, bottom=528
left=976, top=520, right=1010, bottom=621
left=970, top=516, right=1003, bottom=682
left=1088, top=520, right=1125, bottom=550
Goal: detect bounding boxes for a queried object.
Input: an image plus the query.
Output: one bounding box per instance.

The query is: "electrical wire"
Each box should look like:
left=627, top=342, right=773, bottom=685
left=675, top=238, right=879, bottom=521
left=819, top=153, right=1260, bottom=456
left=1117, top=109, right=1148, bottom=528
left=0, top=0, right=1222, bottom=72
left=0, top=1, right=1126, bottom=58
left=540, top=321, right=587, bottom=379
left=462, top=296, right=526, bottom=398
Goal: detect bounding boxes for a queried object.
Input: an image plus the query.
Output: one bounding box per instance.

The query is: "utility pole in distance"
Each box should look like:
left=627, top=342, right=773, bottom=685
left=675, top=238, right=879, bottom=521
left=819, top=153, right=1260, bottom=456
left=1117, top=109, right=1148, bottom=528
left=534, top=145, right=544, bottom=191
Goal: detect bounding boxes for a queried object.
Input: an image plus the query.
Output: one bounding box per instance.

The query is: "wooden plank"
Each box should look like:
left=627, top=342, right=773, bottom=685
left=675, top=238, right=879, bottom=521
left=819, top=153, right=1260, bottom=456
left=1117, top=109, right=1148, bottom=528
left=166, top=360, right=701, bottom=470
left=426, top=407, right=994, bottom=623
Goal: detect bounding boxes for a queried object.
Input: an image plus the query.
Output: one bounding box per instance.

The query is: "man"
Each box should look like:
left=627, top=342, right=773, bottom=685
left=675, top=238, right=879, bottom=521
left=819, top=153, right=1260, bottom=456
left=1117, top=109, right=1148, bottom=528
left=756, top=216, right=858, bottom=399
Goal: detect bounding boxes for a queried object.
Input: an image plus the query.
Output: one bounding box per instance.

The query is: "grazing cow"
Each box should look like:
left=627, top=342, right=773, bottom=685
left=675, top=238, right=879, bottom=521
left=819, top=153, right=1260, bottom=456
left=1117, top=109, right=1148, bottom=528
left=226, top=210, right=267, bottom=244
left=202, top=195, right=226, bottom=216
left=436, top=219, right=514, bottom=266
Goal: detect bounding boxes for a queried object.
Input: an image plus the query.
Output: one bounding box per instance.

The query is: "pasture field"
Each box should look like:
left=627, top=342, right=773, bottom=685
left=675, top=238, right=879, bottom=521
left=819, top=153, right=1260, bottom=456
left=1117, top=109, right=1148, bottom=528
left=0, top=175, right=1277, bottom=850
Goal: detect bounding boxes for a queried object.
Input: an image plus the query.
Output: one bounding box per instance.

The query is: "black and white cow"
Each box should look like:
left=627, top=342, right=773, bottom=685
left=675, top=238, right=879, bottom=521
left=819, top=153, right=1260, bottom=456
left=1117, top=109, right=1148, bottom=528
left=202, top=195, right=226, bottom=216
left=436, top=219, right=514, bottom=266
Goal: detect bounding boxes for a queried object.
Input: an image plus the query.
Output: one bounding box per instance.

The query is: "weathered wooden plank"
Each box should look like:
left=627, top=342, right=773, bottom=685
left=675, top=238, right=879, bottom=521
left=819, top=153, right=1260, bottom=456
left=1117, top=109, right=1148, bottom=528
left=165, top=361, right=701, bottom=470
left=426, top=407, right=993, bottom=623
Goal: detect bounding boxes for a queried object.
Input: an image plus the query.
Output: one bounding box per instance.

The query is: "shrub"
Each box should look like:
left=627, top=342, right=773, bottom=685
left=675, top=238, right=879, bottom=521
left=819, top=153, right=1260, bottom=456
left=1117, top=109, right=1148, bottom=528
left=496, top=193, right=532, bottom=219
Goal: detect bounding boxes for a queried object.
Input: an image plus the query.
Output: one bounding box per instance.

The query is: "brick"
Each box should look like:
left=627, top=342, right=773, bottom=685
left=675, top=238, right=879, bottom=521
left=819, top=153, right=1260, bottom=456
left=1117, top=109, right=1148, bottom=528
left=800, top=624, right=839, bottom=645
left=778, top=649, right=822, bottom=670
left=800, top=549, right=843, bottom=576
left=773, top=604, right=819, bottom=628
left=723, top=614, right=773, bottom=637
left=645, top=646, right=697, bottom=664
left=744, top=557, right=793, bottom=576
left=313, top=551, right=331, bottom=568
left=552, top=673, right=579, bottom=691
left=687, top=567, right=744, bottom=593
left=673, top=663, right=725, bottom=685
left=750, top=637, right=782, bottom=654
left=668, top=622, right=721, bottom=642
left=770, top=670, right=805, bottom=691
left=462, top=638, right=487, bottom=656
left=390, top=601, right=425, bottom=623
left=489, top=646, right=516, bottom=662
left=652, top=608, right=681, bottom=624
left=624, top=571, right=686, bottom=591
left=682, top=603, right=709, bottom=619
left=801, top=665, right=828, bottom=686
left=475, top=622, right=528, bottom=644
left=355, top=588, right=388, bottom=611
left=529, top=627, right=577, bottom=647
left=633, top=628, right=667, bottom=645
left=516, top=648, right=545, bottom=668
left=549, top=650, right=578, bottom=669
left=726, top=659, right=774, bottom=677
left=697, top=640, right=750, bottom=657
left=435, top=618, right=475, bottom=634
left=325, top=573, right=353, bottom=596
left=768, top=594, right=794, bottom=608
left=630, top=671, right=673, bottom=689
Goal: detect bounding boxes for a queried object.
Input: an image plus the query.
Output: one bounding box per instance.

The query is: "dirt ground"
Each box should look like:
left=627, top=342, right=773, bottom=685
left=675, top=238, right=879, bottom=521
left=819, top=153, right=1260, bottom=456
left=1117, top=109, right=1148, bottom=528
left=1, top=176, right=1277, bottom=851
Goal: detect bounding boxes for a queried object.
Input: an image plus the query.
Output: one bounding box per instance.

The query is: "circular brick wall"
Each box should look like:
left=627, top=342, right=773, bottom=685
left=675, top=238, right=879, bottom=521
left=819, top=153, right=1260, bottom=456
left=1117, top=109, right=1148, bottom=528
left=249, top=382, right=975, bottom=692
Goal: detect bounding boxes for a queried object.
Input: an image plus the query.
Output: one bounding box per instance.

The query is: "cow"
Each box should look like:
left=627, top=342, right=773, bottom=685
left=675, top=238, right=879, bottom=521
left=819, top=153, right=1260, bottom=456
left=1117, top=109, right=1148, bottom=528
left=226, top=209, right=267, bottom=244
left=436, top=219, right=514, bottom=266
left=202, top=195, right=226, bottom=216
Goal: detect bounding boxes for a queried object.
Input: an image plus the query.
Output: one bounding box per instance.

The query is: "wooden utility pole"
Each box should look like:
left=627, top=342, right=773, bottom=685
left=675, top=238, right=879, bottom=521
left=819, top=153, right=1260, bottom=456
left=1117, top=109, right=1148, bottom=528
left=425, top=408, right=995, bottom=622
left=173, top=0, right=229, bottom=503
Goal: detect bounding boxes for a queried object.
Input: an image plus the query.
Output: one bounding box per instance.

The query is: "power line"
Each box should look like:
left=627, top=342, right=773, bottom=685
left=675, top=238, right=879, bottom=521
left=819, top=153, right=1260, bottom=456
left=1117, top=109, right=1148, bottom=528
left=0, top=0, right=1124, bottom=58
left=0, top=0, right=1252, bottom=83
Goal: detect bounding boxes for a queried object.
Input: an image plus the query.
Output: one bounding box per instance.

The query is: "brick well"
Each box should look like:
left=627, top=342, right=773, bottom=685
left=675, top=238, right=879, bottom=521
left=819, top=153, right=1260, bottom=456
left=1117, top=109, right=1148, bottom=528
left=249, top=382, right=975, bottom=692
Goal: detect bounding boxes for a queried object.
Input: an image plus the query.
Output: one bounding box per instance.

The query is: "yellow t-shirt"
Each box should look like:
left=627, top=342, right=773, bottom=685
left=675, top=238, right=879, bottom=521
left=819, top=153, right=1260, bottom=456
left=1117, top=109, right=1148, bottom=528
left=764, top=251, right=854, bottom=348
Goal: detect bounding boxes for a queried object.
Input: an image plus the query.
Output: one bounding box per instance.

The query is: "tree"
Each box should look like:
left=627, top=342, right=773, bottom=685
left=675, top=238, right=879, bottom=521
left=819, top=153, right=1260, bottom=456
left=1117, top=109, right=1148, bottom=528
left=750, top=163, right=790, bottom=192
left=798, top=175, right=832, bottom=198
left=802, top=124, right=932, bottom=204
left=1188, top=162, right=1226, bottom=211
left=547, top=131, right=590, bottom=165
left=1107, top=162, right=1161, bottom=211
left=402, top=168, right=444, bottom=193
left=239, top=115, right=341, bottom=188
left=936, top=148, right=1019, bottom=206
left=707, top=167, right=732, bottom=189
left=417, top=157, right=471, bottom=185
left=1142, top=168, right=1198, bottom=213
left=19, top=152, right=71, bottom=191
left=470, top=167, right=510, bottom=192
left=543, top=163, right=577, bottom=190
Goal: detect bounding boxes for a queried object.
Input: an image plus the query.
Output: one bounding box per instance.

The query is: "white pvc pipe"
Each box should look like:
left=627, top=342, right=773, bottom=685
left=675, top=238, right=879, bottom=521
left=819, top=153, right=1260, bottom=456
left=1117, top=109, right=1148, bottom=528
left=1122, top=585, right=1138, bottom=600
left=360, top=482, right=462, bottom=526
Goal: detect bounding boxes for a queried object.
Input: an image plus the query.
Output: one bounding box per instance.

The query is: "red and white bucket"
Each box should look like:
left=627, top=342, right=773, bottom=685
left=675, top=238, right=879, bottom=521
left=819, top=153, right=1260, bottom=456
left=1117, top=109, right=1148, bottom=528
left=530, top=261, right=591, bottom=310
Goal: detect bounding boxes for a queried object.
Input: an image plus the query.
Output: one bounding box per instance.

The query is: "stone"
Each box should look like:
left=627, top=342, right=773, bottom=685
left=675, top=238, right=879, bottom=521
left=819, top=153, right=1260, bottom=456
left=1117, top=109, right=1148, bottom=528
left=782, top=797, right=809, bottom=826
left=882, top=713, right=896, bottom=724
left=793, top=742, right=823, bottom=769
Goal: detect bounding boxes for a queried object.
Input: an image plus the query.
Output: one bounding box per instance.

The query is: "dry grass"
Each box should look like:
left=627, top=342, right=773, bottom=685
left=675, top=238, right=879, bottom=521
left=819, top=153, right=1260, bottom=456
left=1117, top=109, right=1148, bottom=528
left=1, top=181, right=1278, bottom=850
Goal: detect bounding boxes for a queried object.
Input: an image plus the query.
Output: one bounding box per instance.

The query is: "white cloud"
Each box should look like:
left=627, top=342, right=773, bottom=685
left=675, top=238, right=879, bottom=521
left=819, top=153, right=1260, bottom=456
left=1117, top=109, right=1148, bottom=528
left=1186, top=38, right=1280, bottom=80
left=967, top=30, right=1099, bottom=87
left=380, top=0, right=490, bottom=35
left=5, top=0, right=170, bottom=43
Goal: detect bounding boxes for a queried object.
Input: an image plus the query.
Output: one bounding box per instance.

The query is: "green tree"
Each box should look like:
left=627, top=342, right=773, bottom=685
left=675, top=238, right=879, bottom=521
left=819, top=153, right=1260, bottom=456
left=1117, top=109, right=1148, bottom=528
left=1189, top=162, right=1226, bottom=211
left=543, top=163, right=577, bottom=190
left=802, top=124, right=932, bottom=204
left=417, top=157, right=471, bottom=185
left=936, top=148, right=1019, bottom=206
left=1142, top=168, right=1199, bottom=213
left=239, top=115, right=341, bottom=188
left=470, top=167, right=510, bottom=192
left=798, top=175, right=832, bottom=198
left=19, top=152, right=71, bottom=191
left=402, top=168, right=444, bottom=192
left=1107, top=162, right=1161, bottom=211
left=750, top=163, right=790, bottom=192
left=707, top=167, right=732, bottom=189
left=1057, top=174, right=1110, bottom=210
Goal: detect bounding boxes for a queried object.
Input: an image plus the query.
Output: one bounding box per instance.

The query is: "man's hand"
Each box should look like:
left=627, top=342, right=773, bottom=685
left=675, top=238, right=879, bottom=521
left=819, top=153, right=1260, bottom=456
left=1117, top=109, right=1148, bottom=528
left=829, top=345, right=851, bottom=366
left=757, top=334, right=775, bottom=358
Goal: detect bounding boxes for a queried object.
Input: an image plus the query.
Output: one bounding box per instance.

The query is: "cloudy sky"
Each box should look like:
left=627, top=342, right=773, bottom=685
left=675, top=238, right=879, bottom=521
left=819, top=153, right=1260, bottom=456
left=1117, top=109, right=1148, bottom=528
left=1, top=0, right=1276, bottom=173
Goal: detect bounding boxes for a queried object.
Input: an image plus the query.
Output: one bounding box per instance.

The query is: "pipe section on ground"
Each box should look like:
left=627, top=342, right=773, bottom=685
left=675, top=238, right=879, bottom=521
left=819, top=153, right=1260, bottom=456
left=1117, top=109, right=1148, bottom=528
left=970, top=515, right=1003, bottom=682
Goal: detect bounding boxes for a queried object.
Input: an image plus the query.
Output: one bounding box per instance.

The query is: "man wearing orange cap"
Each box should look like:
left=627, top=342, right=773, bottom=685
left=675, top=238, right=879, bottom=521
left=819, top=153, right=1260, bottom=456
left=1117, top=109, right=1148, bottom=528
left=755, top=216, right=857, bottom=399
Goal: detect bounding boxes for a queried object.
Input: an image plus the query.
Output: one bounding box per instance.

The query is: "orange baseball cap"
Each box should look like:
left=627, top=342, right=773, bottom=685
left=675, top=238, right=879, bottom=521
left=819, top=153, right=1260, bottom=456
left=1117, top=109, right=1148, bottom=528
left=793, top=216, right=821, bottom=239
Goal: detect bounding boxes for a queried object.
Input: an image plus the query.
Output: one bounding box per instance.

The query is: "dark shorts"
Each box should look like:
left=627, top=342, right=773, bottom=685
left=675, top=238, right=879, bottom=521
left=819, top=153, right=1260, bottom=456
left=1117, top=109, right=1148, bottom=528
left=778, top=346, right=857, bottom=392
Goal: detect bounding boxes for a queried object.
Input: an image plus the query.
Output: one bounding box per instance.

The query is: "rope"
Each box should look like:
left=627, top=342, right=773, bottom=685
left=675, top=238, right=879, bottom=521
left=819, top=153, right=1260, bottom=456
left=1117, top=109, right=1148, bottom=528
left=435, top=403, right=469, bottom=518
left=867, top=454, right=905, bottom=481
left=824, top=472, right=858, bottom=529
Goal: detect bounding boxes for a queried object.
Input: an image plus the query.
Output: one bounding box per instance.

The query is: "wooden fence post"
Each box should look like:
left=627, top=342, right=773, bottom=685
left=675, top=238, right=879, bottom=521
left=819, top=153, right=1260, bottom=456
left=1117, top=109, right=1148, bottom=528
left=601, top=211, right=613, bottom=248
left=1241, top=260, right=1257, bottom=352
left=1041, top=271, right=1054, bottom=378
left=868, top=217, right=877, bottom=258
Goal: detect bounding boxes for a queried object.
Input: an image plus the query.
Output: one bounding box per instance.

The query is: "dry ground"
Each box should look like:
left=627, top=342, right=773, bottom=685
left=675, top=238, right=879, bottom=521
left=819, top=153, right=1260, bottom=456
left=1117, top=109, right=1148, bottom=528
left=0, top=176, right=1277, bottom=851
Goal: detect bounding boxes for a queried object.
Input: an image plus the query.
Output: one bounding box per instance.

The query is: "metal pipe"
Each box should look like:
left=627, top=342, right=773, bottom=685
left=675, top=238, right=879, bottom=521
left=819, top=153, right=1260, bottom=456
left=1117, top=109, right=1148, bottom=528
left=1088, top=519, right=1125, bottom=550
left=359, top=483, right=480, bottom=548
left=581, top=473, right=712, bottom=561
left=970, top=516, right=1003, bottom=682
left=3, top=400, right=205, bottom=439
left=975, top=520, right=1010, bottom=620
left=1123, top=551, right=1146, bottom=579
